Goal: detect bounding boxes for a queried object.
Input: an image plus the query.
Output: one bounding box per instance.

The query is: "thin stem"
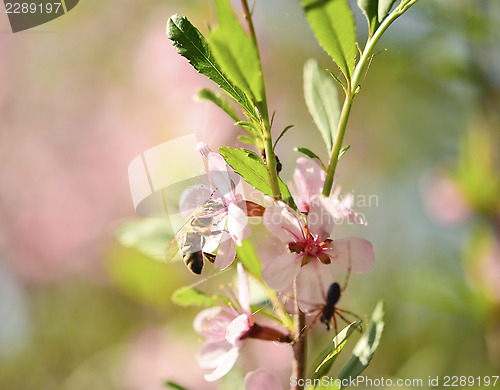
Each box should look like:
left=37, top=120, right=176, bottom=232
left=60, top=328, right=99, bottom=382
left=240, top=0, right=258, bottom=51
left=240, top=0, right=269, bottom=123
left=291, top=280, right=307, bottom=390
left=241, top=0, right=282, bottom=199
left=322, top=0, right=421, bottom=196
left=322, top=93, right=354, bottom=196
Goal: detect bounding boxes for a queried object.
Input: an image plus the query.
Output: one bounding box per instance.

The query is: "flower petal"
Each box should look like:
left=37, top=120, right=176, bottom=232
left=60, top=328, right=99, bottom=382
left=193, top=307, right=227, bottom=339
left=207, top=153, right=236, bottom=204
left=214, top=231, right=236, bottom=270
left=293, top=158, right=326, bottom=212
left=244, top=369, right=283, bottom=390
left=326, top=237, right=375, bottom=273
left=178, top=184, right=213, bottom=218
left=307, top=197, right=335, bottom=240
left=296, top=261, right=334, bottom=313
left=204, top=345, right=240, bottom=382
left=226, top=314, right=252, bottom=345
left=197, top=339, right=233, bottom=369
left=261, top=253, right=301, bottom=290
left=227, top=203, right=250, bottom=246
left=195, top=142, right=213, bottom=158
left=263, top=202, right=304, bottom=243
left=319, top=193, right=366, bottom=226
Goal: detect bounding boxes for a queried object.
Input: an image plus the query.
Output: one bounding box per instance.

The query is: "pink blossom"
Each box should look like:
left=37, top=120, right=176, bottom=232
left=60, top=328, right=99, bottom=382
left=293, top=157, right=326, bottom=213
left=262, top=201, right=374, bottom=311
left=180, top=143, right=264, bottom=270
left=244, top=369, right=283, bottom=390
left=194, top=263, right=290, bottom=382
left=292, top=157, right=365, bottom=225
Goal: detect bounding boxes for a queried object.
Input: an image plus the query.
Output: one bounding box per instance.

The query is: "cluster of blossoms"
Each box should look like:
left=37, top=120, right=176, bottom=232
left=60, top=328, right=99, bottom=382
left=195, top=263, right=290, bottom=381
left=181, top=144, right=375, bottom=383
left=179, top=143, right=265, bottom=270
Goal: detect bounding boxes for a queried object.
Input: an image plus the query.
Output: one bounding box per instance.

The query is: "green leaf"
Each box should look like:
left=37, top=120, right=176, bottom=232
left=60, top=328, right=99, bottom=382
left=311, top=321, right=361, bottom=381
left=236, top=239, right=262, bottom=278
left=196, top=88, right=240, bottom=122
left=378, top=0, right=398, bottom=23
left=338, top=300, right=385, bottom=382
left=294, top=147, right=326, bottom=170
left=338, top=145, right=350, bottom=159
left=164, top=381, right=189, bottom=390
left=357, top=0, right=398, bottom=35
left=219, top=147, right=297, bottom=209
left=273, top=125, right=294, bottom=149
left=171, top=286, right=229, bottom=307
left=304, top=59, right=341, bottom=153
left=357, top=0, right=378, bottom=36
left=301, top=0, right=357, bottom=81
left=236, top=121, right=262, bottom=138
left=166, top=15, right=255, bottom=117
left=209, top=0, right=264, bottom=103
left=238, top=135, right=257, bottom=146
left=115, top=218, right=174, bottom=261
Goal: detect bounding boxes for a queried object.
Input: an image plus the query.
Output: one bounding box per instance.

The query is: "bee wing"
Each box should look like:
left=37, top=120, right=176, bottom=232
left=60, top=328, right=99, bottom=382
left=164, top=200, right=225, bottom=263
left=164, top=235, right=180, bottom=262
left=164, top=214, right=193, bottom=262
left=164, top=205, right=206, bottom=262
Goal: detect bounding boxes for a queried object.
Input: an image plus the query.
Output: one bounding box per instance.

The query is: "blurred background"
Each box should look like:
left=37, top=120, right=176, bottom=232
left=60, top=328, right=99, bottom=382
left=0, top=0, right=499, bottom=389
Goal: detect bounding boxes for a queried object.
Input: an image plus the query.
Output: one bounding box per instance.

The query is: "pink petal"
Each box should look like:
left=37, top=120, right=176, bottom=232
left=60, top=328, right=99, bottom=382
left=225, top=314, right=252, bottom=345
left=214, top=231, right=237, bottom=270
left=263, top=202, right=304, bottom=243
left=204, top=346, right=240, bottom=382
left=193, top=307, right=227, bottom=339
left=197, top=340, right=233, bottom=369
left=318, top=193, right=358, bottom=224
left=244, top=369, right=283, bottom=390
left=195, top=142, right=213, bottom=158
left=227, top=203, right=250, bottom=246
left=237, top=263, right=251, bottom=314
left=178, top=184, right=213, bottom=218
left=203, top=229, right=224, bottom=253
left=293, top=158, right=326, bottom=212
left=261, top=253, right=301, bottom=290
left=296, top=261, right=334, bottom=313
left=307, top=197, right=335, bottom=241
left=207, top=153, right=236, bottom=204
left=325, top=237, right=375, bottom=273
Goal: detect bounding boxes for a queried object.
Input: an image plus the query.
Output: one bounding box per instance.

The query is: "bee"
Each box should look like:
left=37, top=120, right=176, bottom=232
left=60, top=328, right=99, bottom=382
left=165, top=199, right=225, bottom=274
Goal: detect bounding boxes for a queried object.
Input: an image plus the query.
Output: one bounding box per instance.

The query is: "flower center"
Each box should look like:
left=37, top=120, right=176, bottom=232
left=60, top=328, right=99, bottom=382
left=288, top=238, right=332, bottom=265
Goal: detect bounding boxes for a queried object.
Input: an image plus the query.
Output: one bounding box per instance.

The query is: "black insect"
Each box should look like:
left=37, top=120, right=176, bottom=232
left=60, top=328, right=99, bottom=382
left=296, top=265, right=363, bottom=338
left=316, top=282, right=362, bottom=334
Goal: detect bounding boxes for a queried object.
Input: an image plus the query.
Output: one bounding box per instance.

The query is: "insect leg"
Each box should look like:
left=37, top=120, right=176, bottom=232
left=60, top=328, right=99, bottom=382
left=336, top=308, right=363, bottom=333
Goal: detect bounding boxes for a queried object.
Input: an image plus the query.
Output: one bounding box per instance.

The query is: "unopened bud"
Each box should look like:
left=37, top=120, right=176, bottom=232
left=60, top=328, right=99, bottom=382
left=195, top=142, right=212, bottom=158
left=243, top=323, right=292, bottom=343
